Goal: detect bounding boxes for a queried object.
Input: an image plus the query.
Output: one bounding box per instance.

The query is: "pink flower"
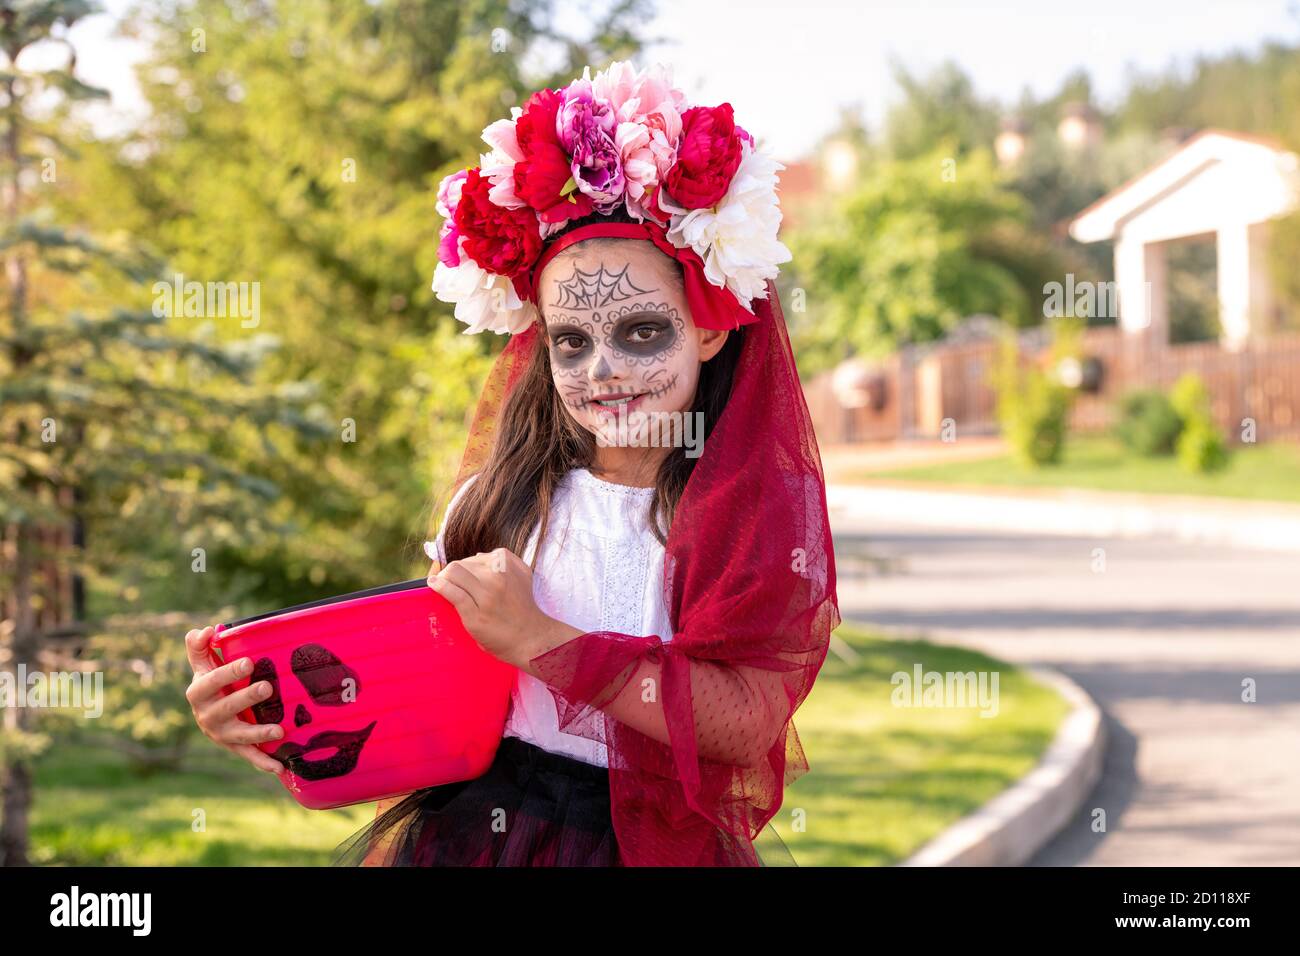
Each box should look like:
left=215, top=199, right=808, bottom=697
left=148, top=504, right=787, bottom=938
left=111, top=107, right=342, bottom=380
left=556, top=78, right=624, bottom=212
left=591, top=62, right=686, bottom=220
left=435, top=169, right=468, bottom=267
left=591, top=61, right=641, bottom=115
left=615, top=122, right=660, bottom=221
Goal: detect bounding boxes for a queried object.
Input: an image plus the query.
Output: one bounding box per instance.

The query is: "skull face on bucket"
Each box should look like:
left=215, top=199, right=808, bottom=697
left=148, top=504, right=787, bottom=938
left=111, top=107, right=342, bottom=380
left=212, top=581, right=516, bottom=810
left=248, top=645, right=377, bottom=781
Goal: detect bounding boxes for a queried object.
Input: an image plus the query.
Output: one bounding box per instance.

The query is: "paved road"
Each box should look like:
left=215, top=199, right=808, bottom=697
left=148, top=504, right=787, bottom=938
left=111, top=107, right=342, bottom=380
left=831, top=512, right=1300, bottom=866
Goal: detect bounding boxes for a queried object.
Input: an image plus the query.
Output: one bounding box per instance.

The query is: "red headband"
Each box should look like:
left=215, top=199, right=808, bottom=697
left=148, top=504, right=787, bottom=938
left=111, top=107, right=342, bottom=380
left=525, top=220, right=758, bottom=332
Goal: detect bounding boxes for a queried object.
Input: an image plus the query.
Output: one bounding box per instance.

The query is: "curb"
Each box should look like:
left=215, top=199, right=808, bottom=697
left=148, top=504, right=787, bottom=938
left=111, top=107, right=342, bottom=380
left=827, top=482, right=1300, bottom=554
left=897, top=665, right=1106, bottom=867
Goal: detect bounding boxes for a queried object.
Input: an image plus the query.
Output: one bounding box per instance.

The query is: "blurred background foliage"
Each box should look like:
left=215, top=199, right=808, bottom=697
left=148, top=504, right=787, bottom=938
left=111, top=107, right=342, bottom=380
left=61, top=0, right=653, bottom=614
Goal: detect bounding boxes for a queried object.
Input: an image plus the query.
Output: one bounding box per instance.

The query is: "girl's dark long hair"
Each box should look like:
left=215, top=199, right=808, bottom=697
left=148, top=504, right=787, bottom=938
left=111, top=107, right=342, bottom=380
left=440, top=211, right=744, bottom=564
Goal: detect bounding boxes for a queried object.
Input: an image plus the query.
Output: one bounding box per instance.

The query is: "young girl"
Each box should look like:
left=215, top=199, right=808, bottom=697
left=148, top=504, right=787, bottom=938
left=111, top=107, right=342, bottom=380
left=185, top=62, right=838, bottom=867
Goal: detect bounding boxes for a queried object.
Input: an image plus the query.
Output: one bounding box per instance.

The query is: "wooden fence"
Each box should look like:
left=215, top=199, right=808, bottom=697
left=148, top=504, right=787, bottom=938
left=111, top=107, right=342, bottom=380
left=805, top=326, right=1300, bottom=445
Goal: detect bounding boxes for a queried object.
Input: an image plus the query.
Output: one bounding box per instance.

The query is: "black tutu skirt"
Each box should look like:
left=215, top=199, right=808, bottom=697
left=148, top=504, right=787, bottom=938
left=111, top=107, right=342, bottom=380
left=331, top=735, right=620, bottom=867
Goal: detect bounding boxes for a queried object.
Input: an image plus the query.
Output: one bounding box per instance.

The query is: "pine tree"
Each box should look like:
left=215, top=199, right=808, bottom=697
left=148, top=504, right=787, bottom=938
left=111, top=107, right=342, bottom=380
left=83, top=0, right=651, bottom=606
left=0, top=0, right=321, bottom=865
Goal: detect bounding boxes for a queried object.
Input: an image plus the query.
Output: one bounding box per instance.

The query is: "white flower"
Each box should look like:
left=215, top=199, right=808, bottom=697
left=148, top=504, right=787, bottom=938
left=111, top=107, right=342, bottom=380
left=432, top=256, right=536, bottom=335
left=479, top=107, right=526, bottom=209
left=664, top=140, right=791, bottom=309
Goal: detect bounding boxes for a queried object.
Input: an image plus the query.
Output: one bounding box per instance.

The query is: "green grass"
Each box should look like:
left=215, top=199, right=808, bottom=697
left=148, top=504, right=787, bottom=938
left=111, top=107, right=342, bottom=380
left=29, top=742, right=375, bottom=866
left=765, top=623, right=1070, bottom=866
left=853, top=435, right=1300, bottom=503
left=25, top=623, right=1068, bottom=867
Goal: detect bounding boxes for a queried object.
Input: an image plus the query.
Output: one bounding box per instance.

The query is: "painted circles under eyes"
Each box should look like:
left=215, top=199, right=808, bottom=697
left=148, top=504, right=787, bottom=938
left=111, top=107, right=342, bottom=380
left=547, top=302, right=686, bottom=373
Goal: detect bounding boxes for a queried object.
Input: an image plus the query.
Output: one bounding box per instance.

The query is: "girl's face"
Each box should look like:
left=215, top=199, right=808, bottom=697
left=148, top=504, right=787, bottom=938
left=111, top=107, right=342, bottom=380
left=536, top=239, right=728, bottom=441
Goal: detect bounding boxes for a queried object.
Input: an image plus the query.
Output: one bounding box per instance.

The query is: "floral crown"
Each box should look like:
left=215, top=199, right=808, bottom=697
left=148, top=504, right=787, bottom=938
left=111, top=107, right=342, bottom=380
left=431, top=61, right=791, bottom=335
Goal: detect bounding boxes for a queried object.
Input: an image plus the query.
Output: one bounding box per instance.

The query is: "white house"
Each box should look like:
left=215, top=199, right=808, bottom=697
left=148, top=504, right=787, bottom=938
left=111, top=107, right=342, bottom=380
left=1070, top=130, right=1299, bottom=351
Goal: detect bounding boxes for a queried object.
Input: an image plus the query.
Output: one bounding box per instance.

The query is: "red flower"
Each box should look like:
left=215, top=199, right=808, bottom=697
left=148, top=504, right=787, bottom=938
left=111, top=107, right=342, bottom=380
left=663, top=103, right=744, bottom=210
left=513, top=88, right=593, bottom=224
left=454, top=167, right=543, bottom=280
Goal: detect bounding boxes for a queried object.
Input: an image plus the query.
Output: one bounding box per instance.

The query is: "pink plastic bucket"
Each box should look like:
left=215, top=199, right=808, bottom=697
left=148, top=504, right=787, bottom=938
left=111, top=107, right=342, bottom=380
left=210, top=579, right=516, bottom=810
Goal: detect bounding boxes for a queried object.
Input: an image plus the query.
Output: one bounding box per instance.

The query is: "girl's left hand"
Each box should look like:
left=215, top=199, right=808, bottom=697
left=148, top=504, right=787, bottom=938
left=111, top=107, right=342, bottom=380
left=428, top=549, right=552, bottom=668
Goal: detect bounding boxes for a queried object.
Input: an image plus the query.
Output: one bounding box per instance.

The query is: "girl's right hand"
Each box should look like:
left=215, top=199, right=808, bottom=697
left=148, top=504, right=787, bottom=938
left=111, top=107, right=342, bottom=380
left=184, top=625, right=286, bottom=774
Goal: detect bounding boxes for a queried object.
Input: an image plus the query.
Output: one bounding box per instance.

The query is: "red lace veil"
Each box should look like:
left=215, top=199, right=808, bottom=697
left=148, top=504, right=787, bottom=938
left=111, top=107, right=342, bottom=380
left=446, top=227, right=839, bottom=867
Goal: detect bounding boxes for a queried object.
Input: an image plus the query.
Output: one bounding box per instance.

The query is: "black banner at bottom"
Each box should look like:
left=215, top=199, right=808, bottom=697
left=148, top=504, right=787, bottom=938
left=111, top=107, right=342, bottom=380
left=0, top=864, right=1284, bottom=942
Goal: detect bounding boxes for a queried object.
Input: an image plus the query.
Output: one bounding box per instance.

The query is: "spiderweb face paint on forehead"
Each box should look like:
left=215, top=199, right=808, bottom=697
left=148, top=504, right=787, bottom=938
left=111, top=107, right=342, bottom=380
left=552, top=262, right=656, bottom=310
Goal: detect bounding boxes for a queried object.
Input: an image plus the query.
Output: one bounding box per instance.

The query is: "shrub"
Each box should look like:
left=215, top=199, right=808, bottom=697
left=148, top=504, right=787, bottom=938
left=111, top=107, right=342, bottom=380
left=992, top=333, right=1074, bottom=467
left=1170, top=373, right=1229, bottom=473
left=1113, top=389, right=1184, bottom=456
left=1176, top=419, right=1229, bottom=473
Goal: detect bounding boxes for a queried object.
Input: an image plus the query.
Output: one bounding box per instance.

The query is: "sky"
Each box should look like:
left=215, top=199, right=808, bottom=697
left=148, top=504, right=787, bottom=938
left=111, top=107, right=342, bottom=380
left=52, top=0, right=1300, bottom=161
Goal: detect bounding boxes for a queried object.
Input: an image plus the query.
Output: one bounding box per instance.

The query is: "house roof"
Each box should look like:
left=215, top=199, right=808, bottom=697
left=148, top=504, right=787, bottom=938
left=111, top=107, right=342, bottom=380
left=1069, top=129, right=1299, bottom=244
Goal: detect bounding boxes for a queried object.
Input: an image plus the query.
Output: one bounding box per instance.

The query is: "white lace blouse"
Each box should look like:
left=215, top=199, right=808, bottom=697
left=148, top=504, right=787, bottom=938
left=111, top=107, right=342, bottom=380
left=429, top=467, right=672, bottom=768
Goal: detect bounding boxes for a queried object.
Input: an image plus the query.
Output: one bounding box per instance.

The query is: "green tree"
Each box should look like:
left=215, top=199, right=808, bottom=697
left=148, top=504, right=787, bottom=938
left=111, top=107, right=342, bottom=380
left=785, top=147, right=1067, bottom=374
left=2, top=0, right=320, bottom=865
left=75, top=0, right=651, bottom=608
left=883, top=61, right=999, bottom=161
left=998, top=70, right=1172, bottom=285
left=1114, top=42, right=1300, bottom=137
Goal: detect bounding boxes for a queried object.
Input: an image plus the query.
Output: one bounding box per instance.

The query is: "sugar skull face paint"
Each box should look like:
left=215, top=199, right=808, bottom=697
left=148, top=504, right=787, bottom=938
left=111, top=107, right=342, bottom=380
left=537, top=239, right=710, bottom=443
